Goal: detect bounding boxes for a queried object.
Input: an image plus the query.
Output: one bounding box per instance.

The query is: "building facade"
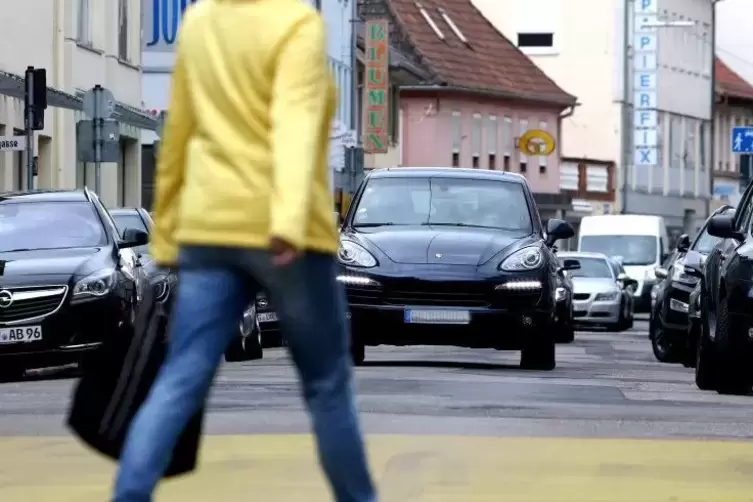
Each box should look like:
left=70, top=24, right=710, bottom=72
left=475, top=0, right=715, bottom=231
left=716, top=0, right=753, bottom=86
left=140, top=0, right=356, bottom=207
left=370, top=0, right=576, bottom=219
left=0, top=0, right=146, bottom=207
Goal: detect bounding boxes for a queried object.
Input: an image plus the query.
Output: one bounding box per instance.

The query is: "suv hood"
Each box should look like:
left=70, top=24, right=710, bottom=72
left=353, top=226, right=531, bottom=265
left=0, top=247, right=104, bottom=284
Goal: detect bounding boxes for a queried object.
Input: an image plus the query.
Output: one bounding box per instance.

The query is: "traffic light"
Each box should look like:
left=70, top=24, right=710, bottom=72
left=24, top=67, right=47, bottom=131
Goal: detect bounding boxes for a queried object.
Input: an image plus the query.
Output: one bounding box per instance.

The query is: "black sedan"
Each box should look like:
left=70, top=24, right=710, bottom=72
left=109, top=208, right=262, bottom=361
left=691, top=192, right=753, bottom=394
left=649, top=205, right=734, bottom=364
left=338, top=167, right=575, bottom=370
left=0, top=189, right=149, bottom=381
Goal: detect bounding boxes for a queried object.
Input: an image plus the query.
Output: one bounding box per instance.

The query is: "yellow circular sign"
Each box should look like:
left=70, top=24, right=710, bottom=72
left=518, top=129, right=556, bottom=156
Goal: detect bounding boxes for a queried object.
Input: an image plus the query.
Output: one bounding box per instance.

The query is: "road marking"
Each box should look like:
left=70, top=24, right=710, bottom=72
left=2, top=435, right=753, bottom=501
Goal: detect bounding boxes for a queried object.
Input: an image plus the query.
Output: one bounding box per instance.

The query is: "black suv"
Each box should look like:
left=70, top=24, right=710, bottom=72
left=693, top=188, right=753, bottom=394
left=650, top=205, right=734, bottom=364
left=0, top=189, right=149, bottom=381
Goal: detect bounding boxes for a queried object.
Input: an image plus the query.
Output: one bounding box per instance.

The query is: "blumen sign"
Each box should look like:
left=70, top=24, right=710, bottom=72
left=143, top=0, right=198, bottom=52
left=362, top=20, right=389, bottom=154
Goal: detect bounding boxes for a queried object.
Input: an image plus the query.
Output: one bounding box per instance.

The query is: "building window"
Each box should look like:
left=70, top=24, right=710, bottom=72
left=118, top=0, right=129, bottom=60
left=539, top=120, right=548, bottom=174
left=503, top=116, right=513, bottom=156
left=471, top=113, right=482, bottom=157
left=451, top=111, right=461, bottom=164
left=503, top=155, right=510, bottom=171
left=586, top=165, right=608, bottom=192
left=559, top=162, right=579, bottom=191
left=78, top=0, right=92, bottom=45
left=518, top=118, right=529, bottom=164
left=452, top=152, right=460, bottom=167
left=520, top=161, right=527, bottom=173
left=517, top=33, right=553, bottom=48
left=472, top=156, right=480, bottom=168
left=489, top=154, right=496, bottom=170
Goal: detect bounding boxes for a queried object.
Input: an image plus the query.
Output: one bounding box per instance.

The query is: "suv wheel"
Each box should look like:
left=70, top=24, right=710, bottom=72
left=521, top=332, right=556, bottom=370
left=650, top=306, right=679, bottom=363
left=695, top=312, right=717, bottom=390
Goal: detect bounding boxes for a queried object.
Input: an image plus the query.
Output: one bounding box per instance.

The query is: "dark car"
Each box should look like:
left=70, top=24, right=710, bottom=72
left=0, top=189, right=149, bottom=381
left=554, top=254, right=581, bottom=343
left=109, top=208, right=263, bottom=361
left=338, top=168, right=575, bottom=370
left=649, top=205, right=734, bottom=365
left=688, top=193, right=753, bottom=394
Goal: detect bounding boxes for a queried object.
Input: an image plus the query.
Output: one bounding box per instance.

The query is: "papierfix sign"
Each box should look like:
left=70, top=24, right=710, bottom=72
left=363, top=20, right=389, bottom=154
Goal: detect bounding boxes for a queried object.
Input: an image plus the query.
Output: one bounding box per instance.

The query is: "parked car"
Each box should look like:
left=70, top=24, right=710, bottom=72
left=0, top=189, right=150, bottom=381
left=649, top=205, right=734, bottom=364
left=558, top=252, right=636, bottom=331
left=338, top=167, right=575, bottom=370
left=554, top=254, right=581, bottom=343
left=687, top=195, right=753, bottom=394
left=110, top=208, right=262, bottom=362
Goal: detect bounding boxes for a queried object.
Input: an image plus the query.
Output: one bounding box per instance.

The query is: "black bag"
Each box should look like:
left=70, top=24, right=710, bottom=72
left=67, top=283, right=204, bottom=478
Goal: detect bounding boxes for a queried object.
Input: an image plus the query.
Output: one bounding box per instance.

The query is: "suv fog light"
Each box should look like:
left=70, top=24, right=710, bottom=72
left=669, top=298, right=689, bottom=313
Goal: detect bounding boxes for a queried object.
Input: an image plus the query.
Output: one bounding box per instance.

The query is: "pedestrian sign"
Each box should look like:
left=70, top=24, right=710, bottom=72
left=731, top=127, right=753, bottom=154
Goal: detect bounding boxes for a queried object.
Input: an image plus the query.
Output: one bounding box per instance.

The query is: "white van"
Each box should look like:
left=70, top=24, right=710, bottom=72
left=577, top=214, right=670, bottom=312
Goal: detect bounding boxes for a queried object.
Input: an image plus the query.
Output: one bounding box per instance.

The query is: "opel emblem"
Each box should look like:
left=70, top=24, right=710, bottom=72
left=435, top=253, right=442, bottom=258
left=0, top=290, right=13, bottom=308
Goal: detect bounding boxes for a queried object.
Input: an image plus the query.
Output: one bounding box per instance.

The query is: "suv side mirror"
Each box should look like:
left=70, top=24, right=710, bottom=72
left=120, top=228, right=149, bottom=249
left=683, top=250, right=705, bottom=279
left=707, top=214, right=743, bottom=240
left=545, top=219, right=575, bottom=246
left=654, top=267, right=668, bottom=279
left=676, top=234, right=690, bottom=252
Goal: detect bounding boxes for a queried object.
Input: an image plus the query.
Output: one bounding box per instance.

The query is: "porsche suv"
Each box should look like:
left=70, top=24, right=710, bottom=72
left=337, top=168, right=575, bottom=370
left=0, top=189, right=149, bottom=381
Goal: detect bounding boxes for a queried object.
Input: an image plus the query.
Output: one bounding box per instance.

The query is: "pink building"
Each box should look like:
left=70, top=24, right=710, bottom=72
left=383, top=0, right=577, bottom=218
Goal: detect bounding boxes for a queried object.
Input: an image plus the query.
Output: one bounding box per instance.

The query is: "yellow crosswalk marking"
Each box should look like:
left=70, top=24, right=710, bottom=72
left=2, top=435, right=753, bottom=501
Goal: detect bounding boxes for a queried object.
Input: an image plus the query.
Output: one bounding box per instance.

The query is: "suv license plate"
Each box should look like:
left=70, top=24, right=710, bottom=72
left=404, top=309, right=470, bottom=325
left=0, top=326, right=43, bottom=344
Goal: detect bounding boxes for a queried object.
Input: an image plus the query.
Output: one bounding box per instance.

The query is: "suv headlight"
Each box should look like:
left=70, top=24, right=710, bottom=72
left=72, top=268, right=117, bottom=301
left=338, top=240, right=377, bottom=268
left=499, top=246, right=543, bottom=271
left=595, top=291, right=620, bottom=301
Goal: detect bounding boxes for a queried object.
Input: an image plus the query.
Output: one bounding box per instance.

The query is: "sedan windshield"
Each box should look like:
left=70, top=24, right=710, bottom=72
left=0, top=201, right=107, bottom=252
left=579, top=235, right=657, bottom=266
left=351, top=177, right=533, bottom=233
left=566, top=257, right=613, bottom=279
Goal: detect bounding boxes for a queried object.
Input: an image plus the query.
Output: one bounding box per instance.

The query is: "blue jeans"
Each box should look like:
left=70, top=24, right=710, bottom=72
left=112, top=246, right=376, bottom=502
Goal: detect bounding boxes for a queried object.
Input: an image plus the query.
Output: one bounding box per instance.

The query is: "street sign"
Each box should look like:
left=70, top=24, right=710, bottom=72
left=731, top=126, right=753, bottom=154
left=82, top=86, right=115, bottom=119
left=0, top=136, right=26, bottom=151
left=76, top=120, right=121, bottom=162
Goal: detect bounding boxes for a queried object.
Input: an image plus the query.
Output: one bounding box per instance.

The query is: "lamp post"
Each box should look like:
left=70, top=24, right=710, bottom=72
left=708, top=0, right=724, bottom=217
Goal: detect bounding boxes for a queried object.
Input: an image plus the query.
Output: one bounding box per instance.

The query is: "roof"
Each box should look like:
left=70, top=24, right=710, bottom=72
left=715, top=57, right=753, bottom=101
left=368, top=166, right=527, bottom=182
left=0, top=189, right=87, bottom=203
left=386, top=0, right=576, bottom=106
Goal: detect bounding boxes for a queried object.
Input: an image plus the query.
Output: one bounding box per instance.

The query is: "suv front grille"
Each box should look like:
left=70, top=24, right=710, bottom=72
left=0, top=286, right=68, bottom=324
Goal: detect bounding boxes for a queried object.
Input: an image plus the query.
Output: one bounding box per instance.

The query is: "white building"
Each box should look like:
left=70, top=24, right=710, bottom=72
left=475, top=0, right=715, bottom=231
left=0, top=0, right=149, bottom=207
left=716, top=0, right=753, bottom=86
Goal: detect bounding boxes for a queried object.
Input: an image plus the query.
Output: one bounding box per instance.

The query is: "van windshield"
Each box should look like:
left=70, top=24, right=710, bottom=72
left=579, top=235, right=658, bottom=266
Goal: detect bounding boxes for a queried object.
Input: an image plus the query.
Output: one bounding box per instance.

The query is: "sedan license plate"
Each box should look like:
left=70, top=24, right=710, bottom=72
left=404, top=309, right=470, bottom=325
left=0, top=326, right=42, bottom=344
left=258, top=312, right=278, bottom=323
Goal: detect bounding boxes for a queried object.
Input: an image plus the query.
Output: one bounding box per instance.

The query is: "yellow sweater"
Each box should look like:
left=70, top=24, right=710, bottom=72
left=150, top=0, right=339, bottom=265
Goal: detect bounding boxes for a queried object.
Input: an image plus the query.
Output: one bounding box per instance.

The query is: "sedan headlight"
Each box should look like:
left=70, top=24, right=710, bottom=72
left=72, top=268, right=117, bottom=300
left=338, top=240, right=377, bottom=268
left=594, top=291, right=620, bottom=302
left=499, top=246, right=543, bottom=271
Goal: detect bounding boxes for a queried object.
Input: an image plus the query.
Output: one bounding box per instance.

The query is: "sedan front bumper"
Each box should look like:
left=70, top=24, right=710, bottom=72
left=573, top=297, right=621, bottom=325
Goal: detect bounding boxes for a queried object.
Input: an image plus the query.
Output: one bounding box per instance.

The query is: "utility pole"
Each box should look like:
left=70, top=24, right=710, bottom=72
left=708, top=0, right=723, bottom=217
left=23, top=67, right=47, bottom=191
left=620, top=0, right=632, bottom=214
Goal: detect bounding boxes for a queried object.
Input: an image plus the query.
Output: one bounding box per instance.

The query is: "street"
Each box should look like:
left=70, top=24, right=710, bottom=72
left=2, top=317, right=753, bottom=501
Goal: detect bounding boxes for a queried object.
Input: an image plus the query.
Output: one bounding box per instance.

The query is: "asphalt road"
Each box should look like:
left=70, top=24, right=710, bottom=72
left=3, top=317, right=753, bottom=501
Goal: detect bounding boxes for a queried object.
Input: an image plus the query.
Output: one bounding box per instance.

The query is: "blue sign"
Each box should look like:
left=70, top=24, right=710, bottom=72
left=143, top=0, right=198, bottom=52
left=731, top=127, right=753, bottom=154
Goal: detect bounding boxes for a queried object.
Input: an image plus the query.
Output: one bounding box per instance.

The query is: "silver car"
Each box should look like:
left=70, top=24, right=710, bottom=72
left=558, top=252, right=637, bottom=331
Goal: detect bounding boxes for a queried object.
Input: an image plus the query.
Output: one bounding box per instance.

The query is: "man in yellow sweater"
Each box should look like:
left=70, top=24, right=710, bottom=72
left=112, top=1, right=376, bottom=501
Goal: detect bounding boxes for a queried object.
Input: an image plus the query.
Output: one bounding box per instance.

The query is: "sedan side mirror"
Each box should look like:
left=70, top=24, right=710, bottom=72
left=617, top=272, right=638, bottom=290
left=707, top=214, right=743, bottom=240
left=120, top=228, right=149, bottom=249
left=654, top=267, right=668, bottom=280
left=545, top=219, right=575, bottom=246
left=676, top=234, right=690, bottom=252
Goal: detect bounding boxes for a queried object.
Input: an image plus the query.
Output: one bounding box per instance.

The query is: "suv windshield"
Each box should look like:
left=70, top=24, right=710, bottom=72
left=0, top=201, right=107, bottom=252
left=579, top=235, right=657, bottom=266
left=352, top=177, right=533, bottom=233
left=566, top=257, right=613, bottom=279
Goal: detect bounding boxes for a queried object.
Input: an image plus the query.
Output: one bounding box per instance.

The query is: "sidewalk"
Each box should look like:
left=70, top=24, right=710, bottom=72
left=2, top=434, right=752, bottom=501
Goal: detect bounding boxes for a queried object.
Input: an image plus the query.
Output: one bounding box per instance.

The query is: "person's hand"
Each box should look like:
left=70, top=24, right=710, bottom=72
left=270, top=237, right=300, bottom=267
